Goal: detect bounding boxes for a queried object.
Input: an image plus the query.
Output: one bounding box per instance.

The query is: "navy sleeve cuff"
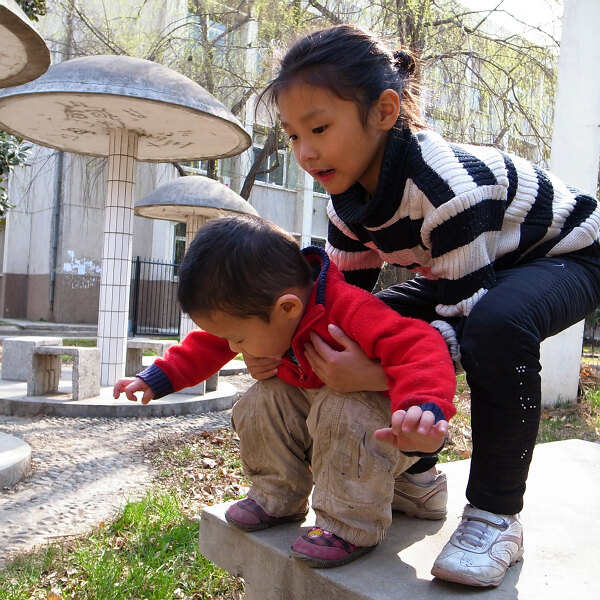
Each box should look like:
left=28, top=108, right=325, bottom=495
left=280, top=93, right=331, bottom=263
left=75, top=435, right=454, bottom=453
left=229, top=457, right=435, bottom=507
left=419, top=402, right=446, bottom=424
left=400, top=402, right=447, bottom=458
left=137, top=364, right=174, bottom=399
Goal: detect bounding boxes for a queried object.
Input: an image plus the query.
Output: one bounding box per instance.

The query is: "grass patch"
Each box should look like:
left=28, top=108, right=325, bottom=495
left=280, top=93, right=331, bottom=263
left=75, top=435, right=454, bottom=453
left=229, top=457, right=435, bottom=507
left=537, top=364, right=600, bottom=443
left=62, top=339, right=97, bottom=347
left=0, top=489, right=244, bottom=600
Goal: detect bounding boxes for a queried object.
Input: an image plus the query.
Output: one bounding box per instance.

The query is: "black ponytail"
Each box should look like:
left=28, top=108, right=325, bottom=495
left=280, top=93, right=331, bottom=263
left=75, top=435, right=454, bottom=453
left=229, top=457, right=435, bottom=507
left=260, top=24, right=426, bottom=132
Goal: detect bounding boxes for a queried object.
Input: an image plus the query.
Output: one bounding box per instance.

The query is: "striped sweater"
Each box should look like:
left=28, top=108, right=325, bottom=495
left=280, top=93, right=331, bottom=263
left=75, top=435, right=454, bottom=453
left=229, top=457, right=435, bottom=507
left=326, top=126, right=600, bottom=317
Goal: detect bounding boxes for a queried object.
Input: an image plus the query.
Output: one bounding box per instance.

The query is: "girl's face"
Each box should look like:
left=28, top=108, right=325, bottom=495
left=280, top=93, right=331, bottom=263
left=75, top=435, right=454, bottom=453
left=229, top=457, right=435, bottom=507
left=278, top=81, right=394, bottom=196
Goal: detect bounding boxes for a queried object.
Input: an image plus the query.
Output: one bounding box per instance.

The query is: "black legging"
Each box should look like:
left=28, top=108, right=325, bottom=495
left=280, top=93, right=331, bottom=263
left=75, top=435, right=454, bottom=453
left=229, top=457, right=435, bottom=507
left=377, top=251, right=600, bottom=514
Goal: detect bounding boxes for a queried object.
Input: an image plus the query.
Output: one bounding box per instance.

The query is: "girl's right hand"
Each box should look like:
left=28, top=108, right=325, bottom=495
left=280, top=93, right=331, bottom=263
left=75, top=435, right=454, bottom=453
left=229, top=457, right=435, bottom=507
left=242, top=354, right=281, bottom=380
left=304, top=324, right=388, bottom=392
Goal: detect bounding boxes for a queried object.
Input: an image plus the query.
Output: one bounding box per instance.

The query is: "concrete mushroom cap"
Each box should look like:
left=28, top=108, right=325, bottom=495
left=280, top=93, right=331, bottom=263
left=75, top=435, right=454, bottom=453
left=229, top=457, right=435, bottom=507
left=135, top=175, right=259, bottom=221
left=0, top=54, right=251, bottom=160
left=0, top=0, right=50, bottom=88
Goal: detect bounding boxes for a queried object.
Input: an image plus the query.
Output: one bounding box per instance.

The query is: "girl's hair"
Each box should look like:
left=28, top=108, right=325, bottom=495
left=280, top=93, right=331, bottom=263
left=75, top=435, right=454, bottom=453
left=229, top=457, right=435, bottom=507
left=260, top=24, right=426, bottom=131
left=177, top=214, right=312, bottom=321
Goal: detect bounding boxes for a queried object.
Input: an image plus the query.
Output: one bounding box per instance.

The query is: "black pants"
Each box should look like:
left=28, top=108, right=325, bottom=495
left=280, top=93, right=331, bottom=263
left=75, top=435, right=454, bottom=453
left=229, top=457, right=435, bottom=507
left=377, top=252, right=600, bottom=514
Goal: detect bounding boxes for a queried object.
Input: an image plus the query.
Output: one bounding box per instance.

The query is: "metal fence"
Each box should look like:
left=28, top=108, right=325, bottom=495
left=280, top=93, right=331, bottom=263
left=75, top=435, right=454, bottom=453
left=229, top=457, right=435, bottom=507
left=129, top=257, right=181, bottom=337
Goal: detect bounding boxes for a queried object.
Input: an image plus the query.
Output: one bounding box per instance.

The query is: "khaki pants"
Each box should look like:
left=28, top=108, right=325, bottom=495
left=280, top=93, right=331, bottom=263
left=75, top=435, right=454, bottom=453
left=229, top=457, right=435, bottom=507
left=231, top=378, right=418, bottom=546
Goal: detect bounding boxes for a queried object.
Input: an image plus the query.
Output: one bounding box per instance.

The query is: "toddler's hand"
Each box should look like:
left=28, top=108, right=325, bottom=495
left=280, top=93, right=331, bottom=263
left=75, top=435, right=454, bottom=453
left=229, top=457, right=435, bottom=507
left=113, top=376, right=155, bottom=405
left=243, top=354, right=281, bottom=380
left=374, top=405, right=448, bottom=454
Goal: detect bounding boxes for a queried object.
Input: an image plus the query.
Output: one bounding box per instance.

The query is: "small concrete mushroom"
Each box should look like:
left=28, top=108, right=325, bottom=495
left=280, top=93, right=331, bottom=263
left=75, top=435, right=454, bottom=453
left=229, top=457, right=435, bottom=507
left=0, top=0, right=50, bottom=87
left=0, top=55, right=251, bottom=384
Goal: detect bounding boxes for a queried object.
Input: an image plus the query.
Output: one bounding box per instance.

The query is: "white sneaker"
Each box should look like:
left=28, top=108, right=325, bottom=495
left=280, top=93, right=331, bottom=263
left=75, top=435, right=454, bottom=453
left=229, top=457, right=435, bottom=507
left=431, top=504, right=524, bottom=587
left=392, top=469, right=447, bottom=520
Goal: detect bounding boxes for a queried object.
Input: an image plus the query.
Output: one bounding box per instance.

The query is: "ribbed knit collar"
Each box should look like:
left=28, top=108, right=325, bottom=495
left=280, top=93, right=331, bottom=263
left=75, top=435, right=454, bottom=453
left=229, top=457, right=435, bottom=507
left=330, top=124, right=415, bottom=226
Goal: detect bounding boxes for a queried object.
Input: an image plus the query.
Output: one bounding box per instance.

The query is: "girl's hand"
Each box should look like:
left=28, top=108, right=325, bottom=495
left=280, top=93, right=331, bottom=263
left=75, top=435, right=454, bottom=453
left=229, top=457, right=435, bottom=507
left=374, top=406, right=448, bottom=454
left=303, top=324, right=387, bottom=392
left=242, top=354, right=281, bottom=380
left=113, top=376, right=155, bottom=405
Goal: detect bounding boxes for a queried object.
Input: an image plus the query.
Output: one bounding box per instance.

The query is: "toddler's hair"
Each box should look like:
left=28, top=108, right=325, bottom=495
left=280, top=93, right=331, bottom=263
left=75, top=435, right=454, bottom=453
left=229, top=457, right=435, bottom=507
left=260, top=23, right=425, bottom=130
left=177, top=214, right=312, bottom=321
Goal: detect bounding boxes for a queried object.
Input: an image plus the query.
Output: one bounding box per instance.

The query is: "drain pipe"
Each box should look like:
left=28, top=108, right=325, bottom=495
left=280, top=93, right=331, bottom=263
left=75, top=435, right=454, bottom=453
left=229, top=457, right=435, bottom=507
left=49, top=150, right=64, bottom=314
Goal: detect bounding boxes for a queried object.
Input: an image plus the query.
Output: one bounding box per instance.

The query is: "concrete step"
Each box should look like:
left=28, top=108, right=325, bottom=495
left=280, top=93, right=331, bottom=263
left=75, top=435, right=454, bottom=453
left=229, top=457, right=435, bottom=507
left=199, top=439, right=600, bottom=599
left=0, top=319, right=97, bottom=339
left=0, top=433, right=31, bottom=488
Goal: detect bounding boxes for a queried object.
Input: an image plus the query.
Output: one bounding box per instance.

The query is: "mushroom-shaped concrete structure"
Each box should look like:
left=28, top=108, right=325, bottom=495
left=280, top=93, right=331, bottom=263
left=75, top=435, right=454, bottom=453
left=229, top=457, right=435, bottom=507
left=0, top=55, right=251, bottom=385
left=0, top=0, right=50, bottom=87
left=135, top=175, right=259, bottom=340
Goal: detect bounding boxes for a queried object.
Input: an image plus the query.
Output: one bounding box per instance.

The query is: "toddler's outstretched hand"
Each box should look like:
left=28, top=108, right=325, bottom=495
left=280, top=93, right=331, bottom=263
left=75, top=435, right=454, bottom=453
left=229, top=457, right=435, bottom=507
left=374, top=405, right=448, bottom=454
left=113, top=376, right=155, bottom=405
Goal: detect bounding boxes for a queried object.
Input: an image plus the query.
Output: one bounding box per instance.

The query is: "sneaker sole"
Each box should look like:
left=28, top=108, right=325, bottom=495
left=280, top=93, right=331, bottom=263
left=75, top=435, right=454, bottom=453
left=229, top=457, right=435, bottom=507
left=431, top=548, right=524, bottom=587
left=290, top=544, right=376, bottom=568
left=225, top=510, right=307, bottom=532
left=392, top=505, right=447, bottom=520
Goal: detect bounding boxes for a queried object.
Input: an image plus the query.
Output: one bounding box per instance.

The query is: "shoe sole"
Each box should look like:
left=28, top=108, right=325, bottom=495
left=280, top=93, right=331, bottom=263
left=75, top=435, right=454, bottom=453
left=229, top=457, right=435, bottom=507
left=392, top=505, right=447, bottom=520
left=431, top=549, right=525, bottom=587
left=225, top=510, right=308, bottom=532
left=290, top=544, right=376, bottom=568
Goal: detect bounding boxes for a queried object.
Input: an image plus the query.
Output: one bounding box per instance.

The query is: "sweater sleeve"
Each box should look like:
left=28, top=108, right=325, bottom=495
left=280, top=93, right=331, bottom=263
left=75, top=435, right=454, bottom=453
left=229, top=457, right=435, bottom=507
left=342, top=296, right=457, bottom=421
left=137, top=330, right=235, bottom=398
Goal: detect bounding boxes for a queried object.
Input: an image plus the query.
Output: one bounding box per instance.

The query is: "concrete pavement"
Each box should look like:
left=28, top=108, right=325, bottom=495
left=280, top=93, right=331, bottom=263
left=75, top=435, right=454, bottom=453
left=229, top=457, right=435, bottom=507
left=200, top=439, right=600, bottom=600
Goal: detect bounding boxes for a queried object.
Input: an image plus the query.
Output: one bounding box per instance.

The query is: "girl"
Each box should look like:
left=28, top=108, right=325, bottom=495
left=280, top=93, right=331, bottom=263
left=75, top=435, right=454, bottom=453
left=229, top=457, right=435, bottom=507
left=248, top=23, right=600, bottom=587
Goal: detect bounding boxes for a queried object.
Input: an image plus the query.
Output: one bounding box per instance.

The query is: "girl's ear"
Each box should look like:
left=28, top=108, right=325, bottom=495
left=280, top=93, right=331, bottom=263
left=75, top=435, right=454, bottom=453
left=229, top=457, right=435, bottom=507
left=372, top=89, right=400, bottom=130
left=273, top=294, right=304, bottom=320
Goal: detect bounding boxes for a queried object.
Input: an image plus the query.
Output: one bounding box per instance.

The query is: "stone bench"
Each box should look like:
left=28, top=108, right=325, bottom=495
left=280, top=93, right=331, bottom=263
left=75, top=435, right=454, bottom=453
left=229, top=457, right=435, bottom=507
left=198, top=440, right=600, bottom=600
left=27, top=345, right=101, bottom=401
left=126, top=337, right=218, bottom=396
left=125, top=338, right=178, bottom=376
left=1, top=336, right=63, bottom=381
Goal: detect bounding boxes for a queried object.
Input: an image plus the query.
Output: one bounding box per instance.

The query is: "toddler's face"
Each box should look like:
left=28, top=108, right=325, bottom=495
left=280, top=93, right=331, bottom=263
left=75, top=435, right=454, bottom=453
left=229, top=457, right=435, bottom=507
left=190, top=310, right=296, bottom=360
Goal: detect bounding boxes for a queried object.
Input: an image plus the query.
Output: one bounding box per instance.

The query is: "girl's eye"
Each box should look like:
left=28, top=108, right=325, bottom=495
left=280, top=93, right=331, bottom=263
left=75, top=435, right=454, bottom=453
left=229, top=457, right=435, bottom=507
left=288, top=134, right=297, bottom=142
left=313, top=125, right=327, bottom=134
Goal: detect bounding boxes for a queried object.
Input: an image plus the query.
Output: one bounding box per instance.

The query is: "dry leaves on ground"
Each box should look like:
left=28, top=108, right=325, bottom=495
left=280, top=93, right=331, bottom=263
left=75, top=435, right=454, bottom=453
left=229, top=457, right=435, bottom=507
left=143, top=429, right=249, bottom=516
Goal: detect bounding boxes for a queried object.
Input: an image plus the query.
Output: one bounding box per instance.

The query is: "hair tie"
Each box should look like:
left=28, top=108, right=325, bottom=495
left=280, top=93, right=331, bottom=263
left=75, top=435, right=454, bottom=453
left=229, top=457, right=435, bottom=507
left=393, top=50, right=416, bottom=76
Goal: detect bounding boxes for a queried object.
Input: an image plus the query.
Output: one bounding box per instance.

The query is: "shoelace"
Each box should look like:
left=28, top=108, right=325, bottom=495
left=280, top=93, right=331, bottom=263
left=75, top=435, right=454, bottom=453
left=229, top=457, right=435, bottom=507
left=456, top=518, right=492, bottom=549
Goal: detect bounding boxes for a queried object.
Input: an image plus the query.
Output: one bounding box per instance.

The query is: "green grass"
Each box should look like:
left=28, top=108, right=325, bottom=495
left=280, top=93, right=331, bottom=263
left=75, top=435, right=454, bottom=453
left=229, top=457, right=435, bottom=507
left=0, top=490, right=243, bottom=600
left=63, top=339, right=97, bottom=347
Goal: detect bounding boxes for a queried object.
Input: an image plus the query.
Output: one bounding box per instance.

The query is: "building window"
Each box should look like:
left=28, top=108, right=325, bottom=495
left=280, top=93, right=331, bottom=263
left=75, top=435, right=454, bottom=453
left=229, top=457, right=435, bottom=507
left=252, top=146, right=286, bottom=186
left=313, top=179, right=327, bottom=195
left=252, top=129, right=300, bottom=190
left=173, top=222, right=186, bottom=276
left=180, top=160, right=209, bottom=175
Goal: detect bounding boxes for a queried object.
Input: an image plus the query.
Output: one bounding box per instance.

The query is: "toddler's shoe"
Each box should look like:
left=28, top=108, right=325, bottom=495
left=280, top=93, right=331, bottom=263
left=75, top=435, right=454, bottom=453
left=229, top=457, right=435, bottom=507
left=392, top=469, right=447, bottom=520
left=431, top=504, right=524, bottom=587
left=290, top=527, right=376, bottom=568
left=225, top=498, right=308, bottom=532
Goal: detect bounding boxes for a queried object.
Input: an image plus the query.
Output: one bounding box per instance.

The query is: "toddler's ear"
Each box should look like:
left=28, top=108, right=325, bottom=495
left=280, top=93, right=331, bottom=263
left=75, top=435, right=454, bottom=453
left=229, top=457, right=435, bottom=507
left=275, top=293, right=304, bottom=319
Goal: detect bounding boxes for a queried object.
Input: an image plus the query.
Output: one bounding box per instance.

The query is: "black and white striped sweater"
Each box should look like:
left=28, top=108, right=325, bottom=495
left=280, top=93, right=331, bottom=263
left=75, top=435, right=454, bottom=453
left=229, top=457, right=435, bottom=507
left=326, top=126, right=600, bottom=317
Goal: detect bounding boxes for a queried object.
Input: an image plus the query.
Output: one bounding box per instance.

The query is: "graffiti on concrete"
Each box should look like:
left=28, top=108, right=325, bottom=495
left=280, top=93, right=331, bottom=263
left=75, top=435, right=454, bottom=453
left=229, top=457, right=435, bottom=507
left=63, top=250, right=101, bottom=289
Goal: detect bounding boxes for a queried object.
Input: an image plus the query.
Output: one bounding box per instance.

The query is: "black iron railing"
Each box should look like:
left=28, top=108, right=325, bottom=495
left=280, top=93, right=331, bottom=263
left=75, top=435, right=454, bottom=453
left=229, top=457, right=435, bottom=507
left=129, top=257, right=180, bottom=337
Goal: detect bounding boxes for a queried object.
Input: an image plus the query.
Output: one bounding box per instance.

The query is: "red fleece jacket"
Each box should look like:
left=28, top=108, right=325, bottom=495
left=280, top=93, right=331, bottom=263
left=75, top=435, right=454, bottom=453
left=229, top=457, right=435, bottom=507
left=139, top=247, right=457, bottom=421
